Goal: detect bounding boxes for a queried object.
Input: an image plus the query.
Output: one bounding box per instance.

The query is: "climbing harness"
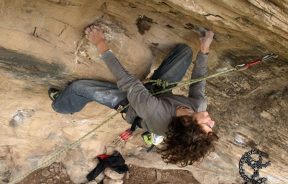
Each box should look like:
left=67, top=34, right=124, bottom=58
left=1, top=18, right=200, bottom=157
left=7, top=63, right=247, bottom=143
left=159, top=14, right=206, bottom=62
left=9, top=53, right=277, bottom=184
left=239, top=149, right=271, bottom=184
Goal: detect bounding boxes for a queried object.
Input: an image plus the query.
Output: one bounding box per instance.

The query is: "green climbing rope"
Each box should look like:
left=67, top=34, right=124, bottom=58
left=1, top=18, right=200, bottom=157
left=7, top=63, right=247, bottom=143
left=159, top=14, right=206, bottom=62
left=149, top=68, right=236, bottom=95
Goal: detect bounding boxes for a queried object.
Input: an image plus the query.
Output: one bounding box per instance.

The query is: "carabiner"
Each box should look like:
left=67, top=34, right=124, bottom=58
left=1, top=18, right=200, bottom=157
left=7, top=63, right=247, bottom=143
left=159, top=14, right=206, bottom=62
left=262, top=53, right=278, bottom=61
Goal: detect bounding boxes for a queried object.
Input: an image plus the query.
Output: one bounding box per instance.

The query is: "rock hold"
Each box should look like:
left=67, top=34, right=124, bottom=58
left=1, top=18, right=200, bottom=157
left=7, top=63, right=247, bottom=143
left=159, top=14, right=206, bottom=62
left=95, top=172, right=105, bottom=183
left=41, top=169, right=50, bottom=177
left=104, top=168, right=125, bottom=180
left=103, top=178, right=123, bottom=184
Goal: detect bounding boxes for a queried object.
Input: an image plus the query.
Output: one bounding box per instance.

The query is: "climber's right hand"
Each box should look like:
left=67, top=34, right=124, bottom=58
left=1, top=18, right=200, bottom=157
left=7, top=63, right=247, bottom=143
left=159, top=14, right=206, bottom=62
left=85, top=25, right=109, bottom=55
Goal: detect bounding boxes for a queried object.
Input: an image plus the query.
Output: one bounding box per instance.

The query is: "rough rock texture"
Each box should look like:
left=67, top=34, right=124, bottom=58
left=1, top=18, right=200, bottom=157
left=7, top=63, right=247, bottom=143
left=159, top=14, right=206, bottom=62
left=17, top=163, right=73, bottom=184
left=124, top=165, right=201, bottom=184
left=104, top=168, right=125, bottom=180
left=0, top=0, right=287, bottom=184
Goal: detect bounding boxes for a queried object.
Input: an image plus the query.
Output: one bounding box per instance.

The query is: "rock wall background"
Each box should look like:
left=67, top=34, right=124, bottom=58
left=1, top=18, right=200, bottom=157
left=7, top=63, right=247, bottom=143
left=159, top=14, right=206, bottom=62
left=0, top=0, right=287, bottom=183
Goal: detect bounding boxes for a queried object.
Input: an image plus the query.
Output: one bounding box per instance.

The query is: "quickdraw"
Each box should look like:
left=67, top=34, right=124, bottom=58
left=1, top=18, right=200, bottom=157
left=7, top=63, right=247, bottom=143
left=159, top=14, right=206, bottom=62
left=235, top=53, right=278, bottom=71
left=239, top=149, right=271, bottom=184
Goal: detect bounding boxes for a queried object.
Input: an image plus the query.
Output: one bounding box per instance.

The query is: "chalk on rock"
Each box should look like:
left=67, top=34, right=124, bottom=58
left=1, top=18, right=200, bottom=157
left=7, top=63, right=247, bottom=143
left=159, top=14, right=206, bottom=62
left=104, top=168, right=125, bottom=180
left=103, top=178, right=123, bottom=184
left=9, top=111, right=24, bottom=127
left=9, top=109, right=35, bottom=127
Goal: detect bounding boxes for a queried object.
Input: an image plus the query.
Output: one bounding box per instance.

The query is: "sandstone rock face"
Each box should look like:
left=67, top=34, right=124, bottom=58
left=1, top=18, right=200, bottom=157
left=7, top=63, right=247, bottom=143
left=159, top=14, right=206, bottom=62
left=104, top=168, right=125, bottom=180
left=0, top=0, right=287, bottom=184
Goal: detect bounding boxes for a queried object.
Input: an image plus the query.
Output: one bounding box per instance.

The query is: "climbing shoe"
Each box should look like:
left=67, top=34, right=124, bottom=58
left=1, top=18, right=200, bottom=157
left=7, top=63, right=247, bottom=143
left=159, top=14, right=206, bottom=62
left=142, top=131, right=153, bottom=145
left=141, top=131, right=164, bottom=146
left=48, top=88, right=60, bottom=101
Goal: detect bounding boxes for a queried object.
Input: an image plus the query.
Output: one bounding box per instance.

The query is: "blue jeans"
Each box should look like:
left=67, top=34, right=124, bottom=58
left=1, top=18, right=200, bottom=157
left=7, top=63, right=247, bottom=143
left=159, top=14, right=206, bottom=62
left=52, top=44, right=193, bottom=114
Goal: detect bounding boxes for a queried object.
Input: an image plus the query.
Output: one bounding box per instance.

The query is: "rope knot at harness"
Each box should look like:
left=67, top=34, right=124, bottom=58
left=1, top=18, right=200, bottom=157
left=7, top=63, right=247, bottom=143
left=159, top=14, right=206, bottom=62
left=155, top=79, right=169, bottom=89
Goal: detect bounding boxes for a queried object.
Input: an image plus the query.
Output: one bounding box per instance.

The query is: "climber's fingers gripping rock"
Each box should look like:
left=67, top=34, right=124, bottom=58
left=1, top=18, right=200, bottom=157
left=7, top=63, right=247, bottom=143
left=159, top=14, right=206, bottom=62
left=85, top=25, right=109, bottom=55
left=200, top=30, right=214, bottom=54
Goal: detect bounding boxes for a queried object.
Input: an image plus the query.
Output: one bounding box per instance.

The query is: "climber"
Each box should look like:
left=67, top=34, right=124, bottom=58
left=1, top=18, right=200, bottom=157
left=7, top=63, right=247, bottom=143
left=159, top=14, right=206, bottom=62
left=48, top=25, right=218, bottom=166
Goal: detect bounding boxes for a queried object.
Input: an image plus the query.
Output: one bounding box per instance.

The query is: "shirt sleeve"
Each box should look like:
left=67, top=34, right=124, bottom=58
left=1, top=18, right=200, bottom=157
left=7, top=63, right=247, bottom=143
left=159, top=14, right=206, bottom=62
left=188, top=52, right=208, bottom=100
left=101, top=50, right=161, bottom=118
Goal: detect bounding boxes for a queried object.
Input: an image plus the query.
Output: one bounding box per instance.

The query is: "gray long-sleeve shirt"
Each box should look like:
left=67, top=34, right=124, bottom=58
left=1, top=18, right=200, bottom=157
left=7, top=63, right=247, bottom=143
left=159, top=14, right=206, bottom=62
left=102, top=50, right=208, bottom=136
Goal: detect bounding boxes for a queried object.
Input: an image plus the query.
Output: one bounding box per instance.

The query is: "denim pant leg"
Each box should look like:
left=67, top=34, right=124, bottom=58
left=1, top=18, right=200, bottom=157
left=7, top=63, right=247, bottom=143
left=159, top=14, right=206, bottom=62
left=151, top=44, right=193, bottom=83
left=52, top=80, right=127, bottom=114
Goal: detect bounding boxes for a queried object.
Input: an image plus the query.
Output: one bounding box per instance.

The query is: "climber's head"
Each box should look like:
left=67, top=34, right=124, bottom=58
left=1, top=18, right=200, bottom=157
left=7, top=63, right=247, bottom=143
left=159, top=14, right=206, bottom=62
left=160, top=110, right=218, bottom=166
left=190, top=111, right=215, bottom=133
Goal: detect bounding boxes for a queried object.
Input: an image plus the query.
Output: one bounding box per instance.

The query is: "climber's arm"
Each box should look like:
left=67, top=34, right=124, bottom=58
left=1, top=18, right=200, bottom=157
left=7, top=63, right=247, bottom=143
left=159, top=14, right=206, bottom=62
left=85, top=25, right=161, bottom=118
left=101, top=51, right=162, bottom=118
left=188, top=31, right=214, bottom=100
left=188, top=53, right=208, bottom=99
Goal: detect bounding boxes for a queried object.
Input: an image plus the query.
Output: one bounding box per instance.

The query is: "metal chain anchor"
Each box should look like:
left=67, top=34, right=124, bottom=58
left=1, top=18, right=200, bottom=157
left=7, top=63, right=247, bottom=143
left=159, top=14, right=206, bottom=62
left=239, top=149, right=271, bottom=184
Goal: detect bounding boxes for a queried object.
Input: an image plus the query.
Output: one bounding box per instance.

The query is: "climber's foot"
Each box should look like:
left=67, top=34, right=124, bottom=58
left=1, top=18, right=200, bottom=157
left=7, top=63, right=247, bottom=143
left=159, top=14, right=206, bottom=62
left=48, top=88, right=60, bottom=101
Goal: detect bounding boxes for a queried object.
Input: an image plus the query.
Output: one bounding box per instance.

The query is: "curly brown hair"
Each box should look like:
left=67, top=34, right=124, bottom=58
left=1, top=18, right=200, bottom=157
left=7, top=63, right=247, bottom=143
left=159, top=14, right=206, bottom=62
left=160, top=115, right=218, bottom=166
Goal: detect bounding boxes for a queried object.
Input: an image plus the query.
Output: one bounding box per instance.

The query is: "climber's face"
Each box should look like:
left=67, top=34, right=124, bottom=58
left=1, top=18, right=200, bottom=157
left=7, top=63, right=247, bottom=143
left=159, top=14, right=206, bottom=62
left=192, top=111, right=215, bottom=133
left=176, top=106, right=215, bottom=133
